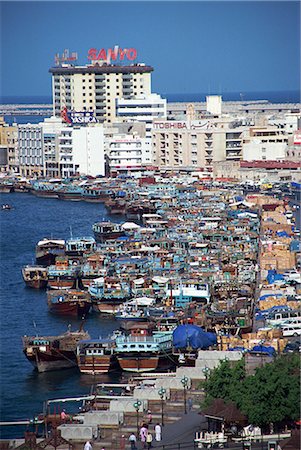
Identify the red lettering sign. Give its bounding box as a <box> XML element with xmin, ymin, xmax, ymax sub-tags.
<box><xmin>87</xmin><ymin>48</ymin><xmax>97</xmax><ymax>60</ymax></box>
<box><xmin>127</xmin><ymin>48</ymin><xmax>137</xmax><ymax>60</ymax></box>
<box><xmin>153</xmin><ymin>122</ymin><xmax>187</xmax><ymax>130</ymax></box>
<box><xmin>107</xmin><ymin>47</ymin><xmax>118</xmax><ymax>61</ymax></box>
<box><xmin>118</xmin><ymin>48</ymin><xmax>127</xmax><ymax>61</ymax></box>
<box><xmin>87</xmin><ymin>47</ymin><xmax>137</xmax><ymax>62</ymax></box>
<box><xmin>97</xmin><ymin>49</ymin><xmax>107</xmax><ymax>60</ymax></box>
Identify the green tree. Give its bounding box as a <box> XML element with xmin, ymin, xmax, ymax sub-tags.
<box><xmin>202</xmin><ymin>354</ymin><xmax>300</xmax><ymax>427</ymax></box>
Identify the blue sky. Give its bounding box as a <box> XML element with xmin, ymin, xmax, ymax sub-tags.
<box><xmin>1</xmin><ymin>1</ymin><xmax>300</xmax><ymax>98</ymax></box>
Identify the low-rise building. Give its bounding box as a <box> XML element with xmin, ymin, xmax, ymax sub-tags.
<box><xmin>213</xmin><ymin>160</ymin><xmax>301</xmax><ymax>182</ymax></box>
<box><xmin>0</xmin><ymin>117</ymin><xmax>18</xmax><ymax>173</ymax></box>
<box><xmin>18</xmin><ymin>123</ymin><xmax>44</xmax><ymax>177</ymax></box>
<box><xmin>242</xmin><ymin>126</ymin><xmax>289</xmax><ymax>161</ymax></box>
<box><xmin>107</xmin><ymin>133</ymin><xmax>148</xmax><ymax>175</ymax></box>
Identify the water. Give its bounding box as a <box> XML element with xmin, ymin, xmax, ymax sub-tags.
<box><xmin>0</xmin><ymin>193</ymin><xmax>123</xmax><ymax>438</ymax></box>
<box><xmin>2</xmin><ymin>91</ymin><xmax>300</xmax><ymax>125</ymax></box>
<box><xmin>1</xmin><ymin>91</ymin><xmax>300</xmax><ymax>104</ymax></box>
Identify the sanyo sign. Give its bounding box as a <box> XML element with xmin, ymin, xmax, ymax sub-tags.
<box><xmin>88</xmin><ymin>46</ymin><xmax>137</xmax><ymax>63</ymax></box>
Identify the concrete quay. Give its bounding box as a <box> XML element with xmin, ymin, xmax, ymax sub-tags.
<box><xmin>57</xmin><ymin>352</ymin><xmax>243</xmax><ymax>449</ymax></box>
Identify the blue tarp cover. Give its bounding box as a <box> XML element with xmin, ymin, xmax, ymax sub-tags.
<box><xmin>290</xmin><ymin>240</ymin><xmax>301</xmax><ymax>252</ymax></box>
<box><xmin>252</xmin><ymin>345</ymin><xmax>276</xmax><ymax>356</ymax></box>
<box><xmin>266</xmin><ymin>270</ymin><xmax>285</xmax><ymax>284</ymax></box>
<box><xmin>172</xmin><ymin>324</ymin><xmax>217</xmax><ymax>349</ymax></box>
<box><xmin>229</xmin><ymin>347</ymin><xmax>248</xmax><ymax>352</ymax></box>
<box><xmin>276</xmin><ymin>231</ymin><xmax>289</xmax><ymax>237</ymax></box>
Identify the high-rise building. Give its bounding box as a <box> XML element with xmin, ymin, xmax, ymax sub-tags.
<box><xmin>50</xmin><ymin>54</ymin><xmax>153</xmax><ymax>124</ymax></box>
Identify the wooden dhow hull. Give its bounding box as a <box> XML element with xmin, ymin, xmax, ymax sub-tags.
<box><xmin>77</xmin><ymin>355</ymin><xmax>119</xmax><ymax>375</ymax></box>
<box><xmin>24</xmin><ymin>348</ymin><xmax>77</xmax><ymax>372</ymax></box>
<box><xmin>116</xmin><ymin>352</ymin><xmax>177</xmax><ymax>373</ymax></box>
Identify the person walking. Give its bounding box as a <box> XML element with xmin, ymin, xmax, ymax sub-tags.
<box><xmin>120</xmin><ymin>434</ymin><xmax>126</xmax><ymax>450</ymax></box>
<box><xmin>147</xmin><ymin>410</ymin><xmax>152</xmax><ymax>424</ymax></box>
<box><xmin>146</xmin><ymin>431</ymin><xmax>153</xmax><ymax>449</ymax></box>
<box><xmin>140</xmin><ymin>425</ymin><xmax>147</xmax><ymax>448</ymax></box>
<box><xmin>129</xmin><ymin>433</ymin><xmax>137</xmax><ymax>450</ymax></box>
<box><xmin>155</xmin><ymin>423</ymin><xmax>162</xmax><ymax>441</ymax></box>
<box><xmin>84</xmin><ymin>441</ymin><xmax>92</xmax><ymax>450</ymax></box>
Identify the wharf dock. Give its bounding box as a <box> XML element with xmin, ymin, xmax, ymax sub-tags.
<box><xmin>1</xmin><ymin>178</ymin><xmax>300</xmax><ymax>448</ymax></box>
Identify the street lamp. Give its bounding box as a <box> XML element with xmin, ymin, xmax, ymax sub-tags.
<box><xmin>202</xmin><ymin>366</ymin><xmax>211</xmax><ymax>381</ymax></box>
<box><xmin>158</xmin><ymin>387</ymin><xmax>166</xmax><ymax>426</ymax></box>
<box><xmin>133</xmin><ymin>400</ymin><xmax>142</xmax><ymax>436</ymax></box>
<box><xmin>181</xmin><ymin>376</ymin><xmax>189</xmax><ymax>414</ymax></box>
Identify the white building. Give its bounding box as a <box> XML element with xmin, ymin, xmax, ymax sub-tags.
<box><xmin>116</xmin><ymin>94</ymin><xmax>166</xmax><ymax>165</ymax></box>
<box><xmin>108</xmin><ymin>133</ymin><xmax>149</xmax><ymax>174</ymax></box>
<box><xmin>42</xmin><ymin>117</ymin><xmax>65</xmax><ymax>178</ymax></box>
<box><xmin>59</xmin><ymin>125</ymin><xmax>105</xmax><ymax>178</ymax></box>
<box><xmin>18</xmin><ymin>123</ymin><xmax>44</xmax><ymax>177</ymax></box>
<box><xmin>243</xmin><ymin>141</ymin><xmax>287</xmax><ymax>161</ymax></box>
<box><xmin>206</xmin><ymin>95</ymin><xmax>222</xmax><ymax>116</ymax></box>
<box><xmin>242</xmin><ymin>126</ymin><xmax>289</xmax><ymax>161</ymax></box>
<box><xmin>268</xmin><ymin>113</ymin><xmax>300</xmax><ymax>135</ymax></box>
<box><xmin>116</xmin><ymin>94</ymin><xmax>166</xmax><ymax>139</ymax></box>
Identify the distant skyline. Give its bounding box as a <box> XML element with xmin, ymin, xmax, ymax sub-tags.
<box><xmin>1</xmin><ymin>1</ymin><xmax>300</xmax><ymax>99</ymax></box>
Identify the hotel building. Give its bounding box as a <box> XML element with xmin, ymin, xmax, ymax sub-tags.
<box><xmin>50</xmin><ymin>62</ymin><xmax>153</xmax><ymax>124</ymax></box>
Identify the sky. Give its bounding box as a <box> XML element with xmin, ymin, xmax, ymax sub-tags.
<box><xmin>0</xmin><ymin>1</ymin><xmax>300</xmax><ymax>99</ymax></box>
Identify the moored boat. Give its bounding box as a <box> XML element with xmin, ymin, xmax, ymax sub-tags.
<box><xmin>35</xmin><ymin>238</ymin><xmax>66</xmax><ymax>266</ymax></box>
<box><xmin>57</xmin><ymin>185</ymin><xmax>83</xmax><ymax>201</ymax></box>
<box><xmin>47</xmin><ymin>258</ymin><xmax>79</xmax><ymax>290</ymax></box>
<box><xmin>47</xmin><ymin>289</ymin><xmax>92</xmax><ymax>317</ymax></box>
<box><xmin>92</xmin><ymin>221</ymin><xmax>125</xmax><ymax>243</ymax></box>
<box><xmin>80</xmin><ymin>255</ymin><xmax>105</xmax><ymax>288</ymax></box>
<box><xmin>82</xmin><ymin>187</ymin><xmax>112</xmax><ymax>203</ymax></box>
<box><xmin>22</xmin><ymin>326</ymin><xmax>90</xmax><ymax>372</ymax></box>
<box><xmin>31</xmin><ymin>182</ymin><xmax>59</xmax><ymax>198</ymax></box>
<box><xmin>22</xmin><ymin>265</ymin><xmax>48</xmax><ymax>289</ymax></box>
<box><xmin>89</xmin><ymin>278</ymin><xmax>131</xmax><ymax>315</ymax></box>
<box><xmin>0</xmin><ymin>182</ymin><xmax>14</xmax><ymax>193</ymax></box>
<box><xmin>65</xmin><ymin>237</ymin><xmax>96</xmax><ymax>258</ymax></box>
<box><xmin>115</xmin><ymin>327</ymin><xmax>177</xmax><ymax>373</ymax></box>
<box><xmin>76</xmin><ymin>338</ymin><xmax>119</xmax><ymax>374</ymax></box>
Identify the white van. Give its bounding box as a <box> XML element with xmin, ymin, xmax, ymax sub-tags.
<box><xmin>281</xmin><ymin>324</ymin><xmax>301</xmax><ymax>337</ymax></box>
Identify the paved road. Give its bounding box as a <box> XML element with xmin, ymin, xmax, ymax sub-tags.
<box><xmin>133</xmin><ymin>411</ymin><xmax>206</xmax><ymax>449</ymax></box>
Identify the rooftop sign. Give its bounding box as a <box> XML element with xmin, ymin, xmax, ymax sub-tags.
<box><xmin>88</xmin><ymin>46</ymin><xmax>137</xmax><ymax>63</ymax></box>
